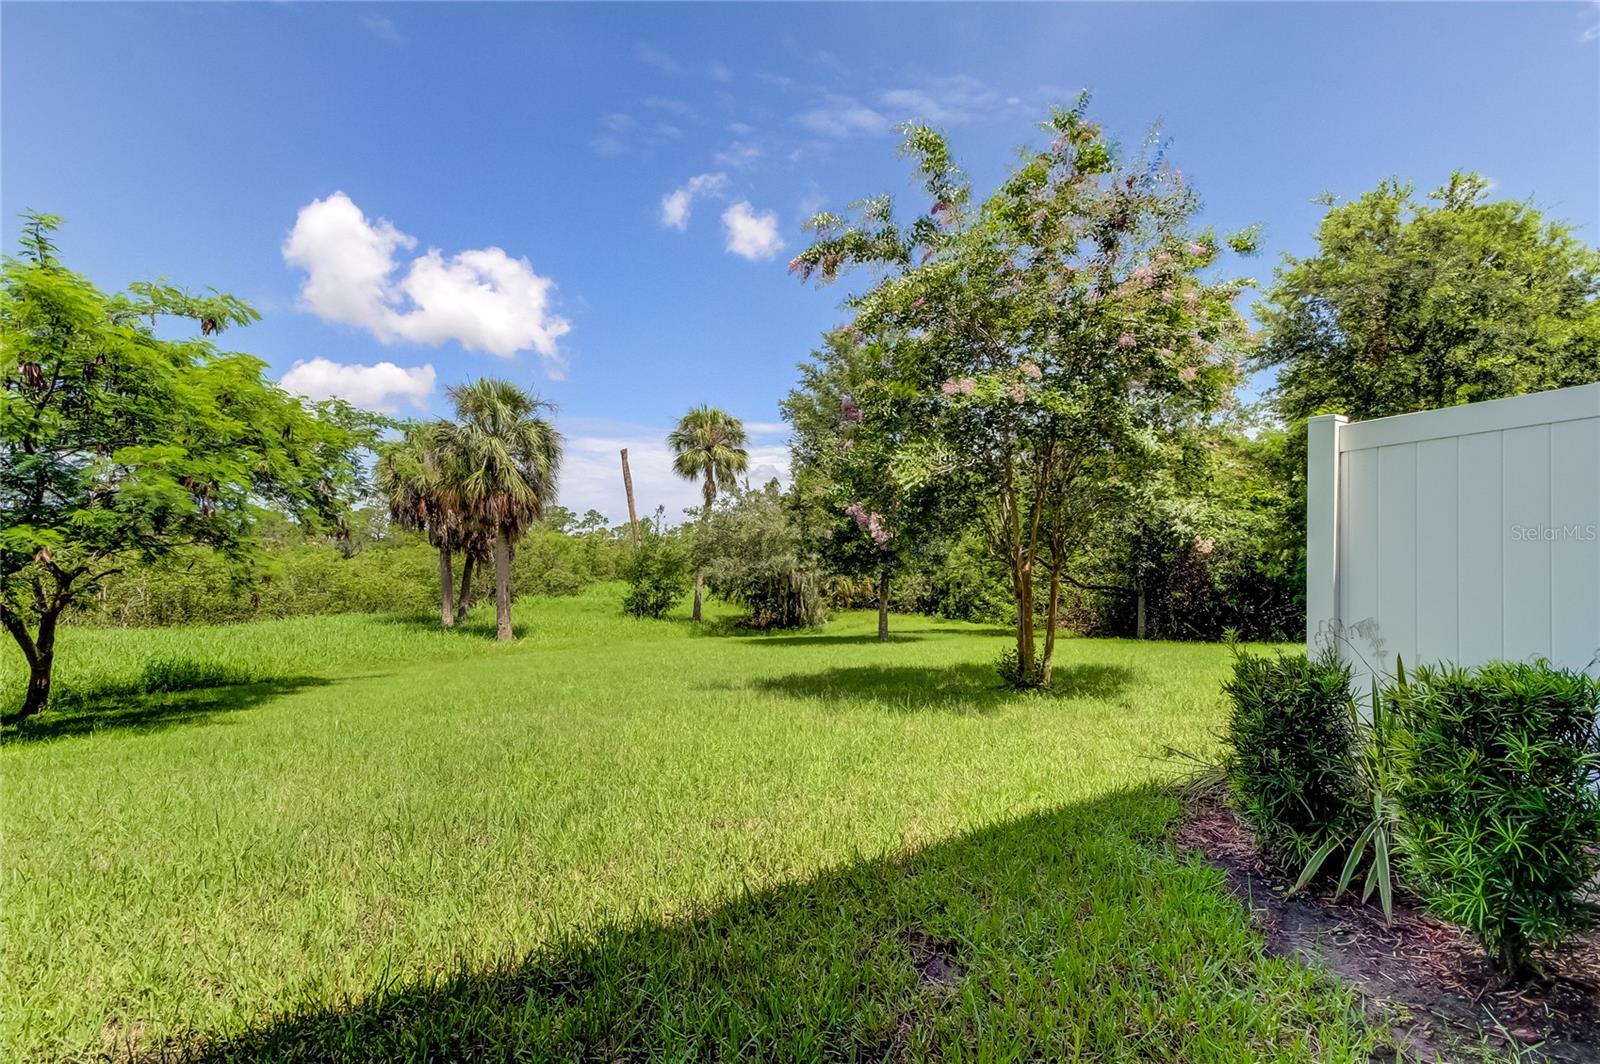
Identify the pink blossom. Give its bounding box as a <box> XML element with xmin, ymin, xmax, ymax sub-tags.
<box><xmin>1195</xmin><ymin>537</ymin><xmax>1215</xmax><ymax>556</ymax></box>
<box><xmin>1187</xmin><ymin>242</ymin><xmax>1209</xmax><ymax>258</ymax></box>
<box><xmin>1183</xmin><ymin>290</ymin><xmax>1200</xmax><ymax>313</ymax></box>
<box><xmin>940</xmin><ymin>376</ymin><xmax>976</xmax><ymax>397</ymax></box>
<box><xmin>1117</xmin><ymin>332</ymin><xmax>1136</xmax><ymax>349</ymax></box>
<box><xmin>1157</xmin><ymin>347</ymin><xmax>1174</xmax><ymax>361</ymax></box>
<box><xmin>1179</xmin><ymin>365</ymin><xmax>1199</xmax><ymax>383</ymax></box>
<box><xmin>1029</xmin><ymin>209</ymin><xmax>1048</xmax><ymax>227</ymax></box>
<box><xmin>1020</xmin><ymin>361</ymin><xmax>1042</xmax><ymax>379</ymax></box>
<box><xmin>1007</xmin><ymin>383</ymin><xmax>1026</xmax><ymax>403</ymax></box>
<box><xmin>913</xmin><ymin>296</ymin><xmax>926</xmax><ymax>309</ymax></box>
<box><xmin>1130</xmin><ymin>265</ymin><xmax>1154</xmax><ymax>284</ymax></box>
<box><xmin>840</xmin><ymin>396</ymin><xmax>863</xmax><ymax>424</ymax></box>
<box><xmin>840</xmin><ymin>437</ymin><xmax>855</xmax><ymax>450</ymax></box>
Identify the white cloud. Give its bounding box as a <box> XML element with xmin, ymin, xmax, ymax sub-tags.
<box><xmin>363</xmin><ymin>14</ymin><xmax>405</xmax><ymax>45</ymax></box>
<box><xmin>879</xmin><ymin>76</ymin><xmax>1016</xmax><ymax>125</ymax></box>
<box><xmin>714</xmin><ymin>141</ymin><xmax>763</xmax><ymax>169</ymax></box>
<box><xmin>795</xmin><ymin>94</ymin><xmax>889</xmax><ymax>138</ymax></box>
<box><xmin>721</xmin><ymin>201</ymin><xmax>784</xmax><ymax>261</ymax></box>
<box><xmin>708</xmin><ymin>61</ymin><xmax>733</xmax><ymax>82</ymax></box>
<box><xmin>659</xmin><ymin>171</ymin><xmax>729</xmax><ymax>230</ymax></box>
<box><xmin>280</xmin><ymin>358</ymin><xmax>435</xmax><ymax>414</ymax></box>
<box><xmin>556</xmin><ymin>418</ymin><xmax>789</xmax><ymax>524</ymax></box>
<box><xmin>635</xmin><ymin>42</ymin><xmax>682</xmax><ymax>75</ymax></box>
<box><xmin>283</xmin><ymin>192</ymin><xmax>571</xmax><ymax>369</ymax></box>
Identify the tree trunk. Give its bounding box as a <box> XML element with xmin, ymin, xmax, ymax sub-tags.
<box><xmin>437</xmin><ymin>547</ymin><xmax>456</xmax><ymax>629</ymax></box>
<box><xmin>877</xmin><ymin>569</ymin><xmax>891</xmax><ymax>643</ymax></box>
<box><xmin>457</xmin><ymin>554</ymin><xmax>476</xmax><ymax>614</ymax></box>
<box><xmin>620</xmin><ymin>448</ymin><xmax>640</xmax><ymax>543</ymax></box>
<box><xmin>692</xmin><ymin>570</ymin><xmax>704</xmax><ymax>623</ymax></box>
<box><xmin>2</xmin><ymin>607</ymin><xmax>59</xmax><ymax>725</ymax></box>
<box><xmin>1041</xmin><ymin>563</ymin><xmax>1062</xmax><ymax>687</ymax></box>
<box><xmin>493</xmin><ymin>533</ymin><xmax>513</xmax><ymax>641</ymax></box>
<box><xmin>1014</xmin><ymin>556</ymin><xmax>1036</xmax><ymax>684</ymax></box>
<box><xmin>1135</xmin><ymin>580</ymin><xmax>1146</xmax><ymax>640</ymax></box>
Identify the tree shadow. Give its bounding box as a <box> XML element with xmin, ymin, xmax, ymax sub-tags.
<box><xmin>136</xmin><ymin>785</ymin><xmax>1362</xmax><ymax>1062</ymax></box>
<box><xmin>1</xmin><ymin>676</ymin><xmax>334</xmax><ymax>746</ymax></box>
<box><xmin>737</xmin><ymin>632</ymin><xmax>930</xmax><ymax>647</ymax></box>
<box><xmin>373</xmin><ymin>613</ymin><xmax>532</xmax><ymax>640</ymax></box>
<box><xmin>738</xmin><ymin>661</ymin><xmax>1137</xmax><ymax>714</ymax></box>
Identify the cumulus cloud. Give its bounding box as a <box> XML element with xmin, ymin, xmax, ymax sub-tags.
<box><xmin>283</xmin><ymin>192</ymin><xmax>571</xmax><ymax>369</ymax></box>
<box><xmin>721</xmin><ymin>201</ymin><xmax>784</xmax><ymax>261</ymax></box>
<box><xmin>795</xmin><ymin>94</ymin><xmax>889</xmax><ymax>138</ymax></box>
<box><xmin>659</xmin><ymin>172</ymin><xmax>729</xmax><ymax>230</ymax></box>
<box><xmin>280</xmin><ymin>358</ymin><xmax>436</xmax><ymax>414</ymax></box>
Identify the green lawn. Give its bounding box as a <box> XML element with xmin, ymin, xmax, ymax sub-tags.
<box><xmin>2</xmin><ymin>586</ymin><xmax>1376</xmax><ymax>1061</ymax></box>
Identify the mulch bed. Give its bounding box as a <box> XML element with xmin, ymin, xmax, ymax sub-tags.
<box><xmin>1176</xmin><ymin>794</ymin><xmax>1600</xmax><ymax>1063</ymax></box>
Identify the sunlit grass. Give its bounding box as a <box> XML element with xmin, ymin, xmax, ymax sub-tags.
<box><xmin>1</xmin><ymin>586</ymin><xmax>1372</xmax><ymax>1060</ymax></box>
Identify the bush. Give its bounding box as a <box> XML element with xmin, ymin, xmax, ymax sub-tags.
<box><xmin>1223</xmin><ymin>648</ymin><xmax>1361</xmax><ymax>867</ymax></box>
<box><xmin>1392</xmin><ymin>660</ymin><xmax>1600</xmax><ymax>975</ymax></box>
<box><xmin>621</xmin><ymin>529</ymin><xmax>689</xmax><ymax>620</ymax></box>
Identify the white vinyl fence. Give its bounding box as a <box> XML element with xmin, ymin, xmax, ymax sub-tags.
<box><xmin>1307</xmin><ymin>382</ymin><xmax>1600</xmax><ymax>686</ymax></box>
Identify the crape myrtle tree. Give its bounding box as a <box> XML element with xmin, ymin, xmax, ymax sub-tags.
<box><xmin>1</xmin><ymin>214</ymin><xmax>372</xmax><ymax>722</ymax></box>
<box><xmin>434</xmin><ymin>379</ymin><xmax>561</xmax><ymax>642</ymax></box>
<box><xmin>668</xmin><ymin>405</ymin><xmax>749</xmax><ymax>622</ymax></box>
<box><xmin>792</xmin><ymin>100</ymin><xmax>1254</xmax><ymax>686</ymax></box>
<box><xmin>784</xmin><ymin>325</ymin><xmax>950</xmax><ymax>642</ymax></box>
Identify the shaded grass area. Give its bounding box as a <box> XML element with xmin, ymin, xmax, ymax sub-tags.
<box><xmin>1</xmin><ymin>586</ymin><xmax>1353</xmax><ymax>1060</ymax></box>
<box><xmin>167</xmin><ymin>790</ymin><xmax>1372</xmax><ymax>1062</ymax></box>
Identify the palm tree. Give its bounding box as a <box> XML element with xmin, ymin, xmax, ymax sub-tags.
<box><xmin>375</xmin><ymin>423</ymin><xmax>463</xmax><ymax>628</ymax></box>
<box><xmin>668</xmin><ymin>406</ymin><xmax>749</xmax><ymax>621</ymax></box>
<box><xmin>435</xmin><ymin>379</ymin><xmax>562</xmax><ymax>641</ymax></box>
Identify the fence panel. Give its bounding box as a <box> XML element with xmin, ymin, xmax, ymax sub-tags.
<box><xmin>1307</xmin><ymin>383</ymin><xmax>1600</xmax><ymax>688</ymax></box>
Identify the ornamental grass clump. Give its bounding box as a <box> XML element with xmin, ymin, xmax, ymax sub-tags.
<box><xmin>1391</xmin><ymin>660</ymin><xmax>1600</xmax><ymax>976</ymax></box>
<box><xmin>1223</xmin><ymin>648</ymin><xmax>1362</xmax><ymax>867</ymax></box>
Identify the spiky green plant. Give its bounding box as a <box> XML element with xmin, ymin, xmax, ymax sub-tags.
<box><xmin>667</xmin><ymin>405</ymin><xmax>749</xmax><ymax>621</ymax></box>
<box><xmin>435</xmin><ymin>380</ymin><xmax>562</xmax><ymax>641</ymax></box>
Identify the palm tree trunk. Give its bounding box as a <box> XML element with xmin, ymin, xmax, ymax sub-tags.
<box><xmin>457</xmin><ymin>554</ymin><xmax>475</xmax><ymax>614</ymax></box>
<box><xmin>1135</xmin><ymin>579</ymin><xmax>1147</xmax><ymax>640</ymax></box>
<box><xmin>877</xmin><ymin>568</ymin><xmax>890</xmax><ymax>643</ymax></box>
<box><xmin>438</xmin><ymin>547</ymin><xmax>456</xmax><ymax>629</ymax></box>
<box><xmin>493</xmin><ymin>533</ymin><xmax>513</xmax><ymax>641</ymax></box>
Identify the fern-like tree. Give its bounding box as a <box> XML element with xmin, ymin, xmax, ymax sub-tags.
<box><xmin>435</xmin><ymin>379</ymin><xmax>561</xmax><ymax>641</ymax></box>
<box><xmin>668</xmin><ymin>406</ymin><xmax>749</xmax><ymax>621</ymax></box>
<box><xmin>1</xmin><ymin>214</ymin><xmax>372</xmax><ymax>722</ymax></box>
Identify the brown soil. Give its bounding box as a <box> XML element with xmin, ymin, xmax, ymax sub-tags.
<box><xmin>1176</xmin><ymin>795</ymin><xmax>1600</xmax><ymax>1063</ymax></box>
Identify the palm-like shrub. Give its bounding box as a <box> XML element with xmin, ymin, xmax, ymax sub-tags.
<box><xmin>435</xmin><ymin>380</ymin><xmax>562</xmax><ymax>641</ymax></box>
<box><xmin>1223</xmin><ymin>648</ymin><xmax>1362</xmax><ymax>867</ymax></box>
<box><xmin>668</xmin><ymin>406</ymin><xmax>748</xmax><ymax>622</ymax></box>
<box><xmin>375</xmin><ymin>424</ymin><xmax>467</xmax><ymax>628</ymax></box>
<box><xmin>1392</xmin><ymin>661</ymin><xmax>1600</xmax><ymax>976</ymax></box>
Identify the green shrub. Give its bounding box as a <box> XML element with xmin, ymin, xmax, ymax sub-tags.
<box><xmin>1392</xmin><ymin>660</ymin><xmax>1600</xmax><ymax>975</ymax></box>
<box><xmin>621</xmin><ymin>526</ymin><xmax>690</xmax><ymax>620</ymax></box>
<box><xmin>1223</xmin><ymin>648</ymin><xmax>1361</xmax><ymax>867</ymax></box>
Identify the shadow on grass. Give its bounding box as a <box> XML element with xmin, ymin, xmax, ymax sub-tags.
<box><xmin>2</xmin><ymin>677</ymin><xmax>334</xmax><ymax>745</ymax></box>
<box><xmin>742</xmin><ymin>662</ymin><xmax>1139</xmax><ymax>713</ymax></box>
<box><xmin>736</xmin><ymin>632</ymin><xmax>930</xmax><ymax>647</ymax></box>
<box><xmin>374</xmin><ymin>612</ymin><xmax>532</xmax><ymax>640</ymax></box>
<box><xmin>137</xmin><ymin>785</ymin><xmax>1371</xmax><ymax>1062</ymax></box>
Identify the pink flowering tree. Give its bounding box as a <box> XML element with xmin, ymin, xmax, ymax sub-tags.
<box><xmin>792</xmin><ymin>98</ymin><xmax>1255</xmax><ymax>686</ymax></box>
<box><xmin>784</xmin><ymin>326</ymin><xmax>953</xmax><ymax>642</ymax></box>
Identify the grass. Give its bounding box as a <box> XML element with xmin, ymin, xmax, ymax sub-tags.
<box><xmin>1</xmin><ymin>585</ymin><xmax>1378</xmax><ymax>1061</ymax></box>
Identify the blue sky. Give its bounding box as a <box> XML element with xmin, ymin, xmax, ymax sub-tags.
<box><xmin>4</xmin><ymin>2</ymin><xmax>1597</xmax><ymax>521</ymax></box>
